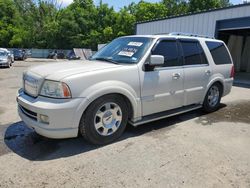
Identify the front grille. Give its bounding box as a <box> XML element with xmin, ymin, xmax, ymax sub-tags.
<box><xmin>19</xmin><ymin>105</ymin><xmax>37</xmax><ymax>121</ymax></box>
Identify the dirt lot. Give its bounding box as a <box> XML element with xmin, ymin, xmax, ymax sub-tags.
<box><xmin>0</xmin><ymin>60</ymin><xmax>250</xmax><ymax>188</ymax></box>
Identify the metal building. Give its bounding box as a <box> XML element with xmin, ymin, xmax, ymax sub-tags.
<box><xmin>136</xmin><ymin>3</ymin><xmax>250</xmax><ymax>84</ymax></box>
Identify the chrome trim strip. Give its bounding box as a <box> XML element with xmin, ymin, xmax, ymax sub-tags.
<box><xmin>154</xmin><ymin>64</ymin><xmax>209</xmax><ymax>71</ymax></box>
<box><xmin>182</xmin><ymin>64</ymin><xmax>209</xmax><ymax>68</ymax></box>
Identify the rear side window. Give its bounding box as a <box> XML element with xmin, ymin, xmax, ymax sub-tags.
<box><xmin>152</xmin><ymin>40</ymin><xmax>181</xmax><ymax>67</ymax></box>
<box><xmin>206</xmin><ymin>41</ymin><xmax>232</xmax><ymax>65</ymax></box>
<box><xmin>180</xmin><ymin>41</ymin><xmax>208</xmax><ymax>65</ymax></box>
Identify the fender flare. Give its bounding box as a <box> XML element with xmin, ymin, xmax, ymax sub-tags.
<box><xmin>74</xmin><ymin>81</ymin><xmax>141</xmax><ymax>127</ymax></box>
<box><xmin>203</xmin><ymin>77</ymin><xmax>224</xmax><ymax>102</ymax></box>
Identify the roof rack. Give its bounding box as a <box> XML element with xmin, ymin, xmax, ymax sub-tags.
<box><xmin>168</xmin><ymin>32</ymin><xmax>214</xmax><ymax>39</ymax></box>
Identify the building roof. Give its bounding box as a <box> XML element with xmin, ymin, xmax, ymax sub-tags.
<box><xmin>136</xmin><ymin>3</ymin><xmax>250</xmax><ymax>25</ymax></box>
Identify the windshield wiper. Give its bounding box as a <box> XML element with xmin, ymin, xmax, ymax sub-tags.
<box><xmin>93</xmin><ymin>57</ymin><xmax>119</xmax><ymax>64</ymax></box>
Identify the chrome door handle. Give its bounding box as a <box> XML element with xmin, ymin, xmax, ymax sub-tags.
<box><xmin>205</xmin><ymin>70</ymin><xmax>211</xmax><ymax>75</ymax></box>
<box><xmin>172</xmin><ymin>73</ymin><xmax>181</xmax><ymax>80</ymax></box>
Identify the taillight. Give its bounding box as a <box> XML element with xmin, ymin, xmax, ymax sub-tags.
<box><xmin>230</xmin><ymin>65</ymin><xmax>235</xmax><ymax>78</ymax></box>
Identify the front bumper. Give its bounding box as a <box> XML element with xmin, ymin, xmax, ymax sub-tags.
<box><xmin>0</xmin><ymin>62</ymin><xmax>8</xmax><ymax>67</ymax></box>
<box><xmin>14</xmin><ymin>57</ymin><xmax>22</xmax><ymax>60</ymax></box>
<box><xmin>17</xmin><ymin>90</ymin><xmax>87</xmax><ymax>139</ymax></box>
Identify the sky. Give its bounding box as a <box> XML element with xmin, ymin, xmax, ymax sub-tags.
<box><xmin>59</xmin><ymin>0</ymin><xmax>243</xmax><ymax>11</ymax></box>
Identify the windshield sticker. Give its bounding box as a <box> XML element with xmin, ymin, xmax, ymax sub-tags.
<box><xmin>128</xmin><ymin>42</ymin><xmax>143</xmax><ymax>47</ymax></box>
<box><xmin>118</xmin><ymin>47</ymin><xmax>138</xmax><ymax>57</ymax></box>
<box><xmin>118</xmin><ymin>51</ymin><xmax>135</xmax><ymax>57</ymax></box>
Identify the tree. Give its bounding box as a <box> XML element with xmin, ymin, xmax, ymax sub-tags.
<box><xmin>115</xmin><ymin>8</ymin><xmax>136</xmax><ymax>36</ymax></box>
<box><xmin>162</xmin><ymin>0</ymin><xmax>189</xmax><ymax>16</ymax></box>
<box><xmin>188</xmin><ymin>0</ymin><xmax>230</xmax><ymax>12</ymax></box>
<box><xmin>126</xmin><ymin>1</ymin><xmax>168</xmax><ymax>22</ymax></box>
<box><xmin>0</xmin><ymin>0</ymin><xmax>232</xmax><ymax>50</ymax></box>
<box><xmin>0</xmin><ymin>0</ymin><xmax>27</xmax><ymax>47</ymax></box>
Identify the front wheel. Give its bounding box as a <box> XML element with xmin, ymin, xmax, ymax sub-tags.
<box><xmin>79</xmin><ymin>94</ymin><xmax>129</xmax><ymax>145</ymax></box>
<box><xmin>203</xmin><ymin>83</ymin><xmax>222</xmax><ymax>112</ymax></box>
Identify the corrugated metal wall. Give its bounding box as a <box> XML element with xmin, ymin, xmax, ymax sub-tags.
<box><xmin>136</xmin><ymin>4</ymin><xmax>250</xmax><ymax>37</ymax></box>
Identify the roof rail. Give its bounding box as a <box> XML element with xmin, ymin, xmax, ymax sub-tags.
<box><xmin>169</xmin><ymin>32</ymin><xmax>215</xmax><ymax>39</ymax></box>
<box><xmin>153</xmin><ymin>33</ymin><xmax>169</xmax><ymax>35</ymax></box>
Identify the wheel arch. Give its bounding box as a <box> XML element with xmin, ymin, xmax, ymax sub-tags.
<box><xmin>76</xmin><ymin>81</ymin><xmax>141</xmax><ymax>127</ymax></box>
<box><xmin>203</xmin><ymin>78</ymin><xmax>224</xmax><ymax>102</ymax></box>
<box><xmin>86</xmin><ymin>93</ymin><xmax>134</xmax><ymax>119</ymax></box>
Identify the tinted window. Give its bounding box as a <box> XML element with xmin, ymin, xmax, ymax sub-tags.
<box><xmin>181</xmin><ymin>41</ymin><xmax>207</xmax><ymax>65</ymax></box>
<box><xmin>152</xmin><ymin>40</ymin><xmax>180</xmax><ymax>67</ymax></box>
<box><xmin>206</xmin><ymin>41</ymin><xmax>232</xmax><ymax>65</ymax></box>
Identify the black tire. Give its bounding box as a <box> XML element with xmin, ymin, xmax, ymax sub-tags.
<box><xmin>79</xmin><ymin>94</ymin><xmax>129</xmax><ymax>145</ymax></box>
<box><xmin>202</xmin><ymin>83</ymin><xmax>222</xmax><ymax>113</ymax></box>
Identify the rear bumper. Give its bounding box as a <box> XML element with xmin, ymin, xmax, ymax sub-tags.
<box><xmin>17</xmin><ymin>90</ymin><xmax>87</xmax><ymax>139</ymax></box>
<box><xmin>223</xmin><ymin>78</ymin><xmax>233</xmax><ymax>97</ymax></box>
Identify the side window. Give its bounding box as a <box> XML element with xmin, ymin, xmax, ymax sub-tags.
<box><xmin>152</xmin><ymin>40</ymin><xmax>181</xmax><ymax>67</ymax></box>
<box><xmin>181</xmin><ymin>41</ymin><xmax>206</xmax><ymax>65</ymax></box>
<box><xmin>206</xmin><ymin>41</ymin><xmax>232</xmax><ymax>65</ymax></box>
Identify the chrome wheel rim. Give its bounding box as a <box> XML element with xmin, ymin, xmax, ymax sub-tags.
<box><xmin>94</xmin><ymin>102</ymin><xmax>122</xmax><ymax>136</ymax></box>
<box><xmin>208</xmin><ymin>85</ymin><xmax>220</xmax><ymax>107</ymax></box>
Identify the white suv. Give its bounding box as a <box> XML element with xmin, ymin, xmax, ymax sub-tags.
<box><xmin>17</xmin><ymin>33</ymin><xmax>234</xmax><ymax>144</ymax></box>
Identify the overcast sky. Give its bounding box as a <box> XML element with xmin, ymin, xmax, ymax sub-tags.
<box><xmin>59</xmin><ymin>0</ymin><xmax>243</xmax><ymax>11</ymax></box>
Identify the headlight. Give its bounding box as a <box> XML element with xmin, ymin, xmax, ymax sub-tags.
<box><xmin>40</xmin><ymin>80</ymin><xmax>71</xmax><ymax>98</ymax></box>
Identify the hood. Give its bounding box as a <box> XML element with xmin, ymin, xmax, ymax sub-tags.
<box><xmin>27</xmin><ymin>60</ymin><xmax>122</xmax><ymax>80</ymax></box>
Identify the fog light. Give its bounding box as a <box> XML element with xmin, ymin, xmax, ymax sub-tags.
<box><xmin>39</xmin><ymin>114</ymin><xmax>49</xmax><ymax>124</ymax></box>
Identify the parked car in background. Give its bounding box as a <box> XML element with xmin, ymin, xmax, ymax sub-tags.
<box><xmin>14</xmin><ymin>49</ymin><xmax>27</xmax><ymax>60</ymax></box>
<box><xmin>8</xmin><ymin>51</ymin><xmax>14</xmax><ymax>64</ymax></box>
<box><xmin>0</xmin><ymin>48</ymin><xmax>12</xmax><ymax>68</ymax></box>
<box><xmin>17</xmin><ymin>33</ymin><xmax>234</xmax><ymax>145</ymax></box>
<box><xmin>48</xmin><ymin>51</ymin><xmax>65</xmax><ymax>59</ymax></box>
<box><xmin>67</xmin><ymin>51</ymin><xmax>80</xmax><ymax>60</ymax></box>
<box><xmin>25</xmin><ymin>50</ymin><xmax>32</xmax><ymax>58</ymax></box>
<box><xmin>10</xmin><ymin>53</ymin><xmax>14</xmax><ymax>63</ymax></box>
<box><xmin>0</xmin><ymin>48</ymin><xmax>14</xmax><ymax>64</ymax></box>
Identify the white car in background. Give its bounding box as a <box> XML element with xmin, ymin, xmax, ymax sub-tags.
<box><xmin>0</xmin><ymin>48</ymin><xmax>13</xmax><ymax>68</ymax></box>
<box><xmin>17</xmin><ymin>33</ymin><xmax>234</xmax><ymax>145</ymax></box>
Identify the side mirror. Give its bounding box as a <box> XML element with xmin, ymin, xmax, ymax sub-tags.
<box><xmin>149</xmin><ymin>55</ymin><xmax>164</xmax><ymax>67</ymax></box>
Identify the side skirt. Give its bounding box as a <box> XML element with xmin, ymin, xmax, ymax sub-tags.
<box><xmin>129</xmin><ymin>104</ymin><xmax>202</xmax><ymax>126</ymax></box>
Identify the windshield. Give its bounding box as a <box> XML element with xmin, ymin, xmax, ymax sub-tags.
<box><xmin>90</xmin><ymin>37</ymin><xmax>153</xmax><ymax>64</ymax></box>
<box><xmin>0</xmin><ymin>51</ymin><xmax>7</xmax><ymax>57</ymax></box>
<box><xmin>14</xmin><ymin>50</ymin><xmax>22</xmax><ymax>55</ymax></box>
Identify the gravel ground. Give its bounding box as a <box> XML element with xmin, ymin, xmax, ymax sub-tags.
<box><xmin>0</xmin><ymin>60</ymin><xmax>250</xmax><ymax>188</ymax></box>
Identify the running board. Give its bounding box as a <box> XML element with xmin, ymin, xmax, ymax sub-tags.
<box><xmin>130</xmin><ymin>104</ymin><xmax>202</xmax><ymax>126</ymax></box>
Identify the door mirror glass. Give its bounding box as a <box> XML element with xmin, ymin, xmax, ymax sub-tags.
<box><xmin>149</xmin><ymin>55</ymin><xmax>164</xmax><ymax>66</ymax></box>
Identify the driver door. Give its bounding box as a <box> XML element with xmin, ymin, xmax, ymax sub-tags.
<box><xmin>140</xmin><ymin>39</ymin><xmax>184</xmax><ymax>116</ymax></box>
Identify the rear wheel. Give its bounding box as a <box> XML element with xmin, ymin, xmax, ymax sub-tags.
<box><xmin>203</xmin><ymin>83</ymin><xmax>222</xmax><ymax>112</ymax></box>
<box><xmin>79</xmin><ymin>94</ymin><xmax>128</xmax><ymax>145</ymax></box>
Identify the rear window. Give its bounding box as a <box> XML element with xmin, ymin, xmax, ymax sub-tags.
<box><xmin>206</xmin><ymin>41</ymin><xmax>232</xmax><ymax>65</ymax></box>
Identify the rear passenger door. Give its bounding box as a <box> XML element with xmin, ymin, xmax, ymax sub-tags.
<box><xmin>180</xmin><ymin>39</ymin><xmax>211</xmax><ymax>106</ymax></box>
